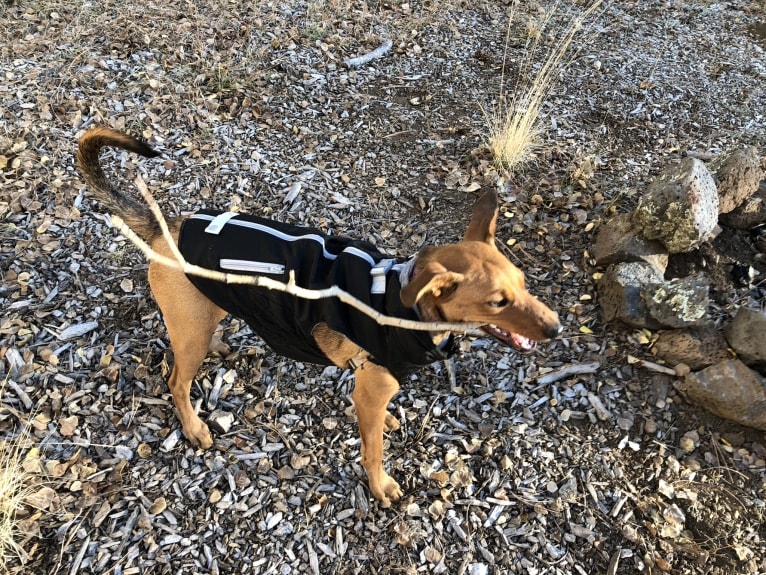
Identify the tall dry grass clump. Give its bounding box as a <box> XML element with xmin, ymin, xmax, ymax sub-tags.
<box><xmin>0</xmin><ymin>395</ymin><xmax>32</xmax><ymax>571</ymax></box>
<box><xmin>484</xmin><ymin>0</ymin><xmax>604</xmax><ymax>172</ymax></box>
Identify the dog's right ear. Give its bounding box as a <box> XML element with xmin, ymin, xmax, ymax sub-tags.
<box><xmin>400</xmin><ymin>262</ymin><xmax>464</xmax><ymax>308</ymax></box>
<box><xmin>463</xmin><ymin>190</ymin><xmax>499</xmax><ymax>245</ymax></box>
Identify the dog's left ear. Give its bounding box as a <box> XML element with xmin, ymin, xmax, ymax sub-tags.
<box><xmin>463</xmin><ymin>190</ymin><xmax>498</xmax><ymax>245</ymax></box>
<box><xmin>400</xmin><ymin>262</ymin><xmax>464</xmax><ymax>308</ymax></box>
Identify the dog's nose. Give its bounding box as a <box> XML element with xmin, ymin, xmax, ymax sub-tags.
<box><xmin>545</xmin><ymin>322</ymin><xmax>563</xmax><ymax>339</ymax></box>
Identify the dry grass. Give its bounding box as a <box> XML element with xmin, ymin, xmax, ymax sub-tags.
<box><xmin>484</xmin><ymin>0</ymin><xmax>604</xmax><ymax>173</ymax></box>
<box><xmin>0</xmin><ymin>396</ymin><xmax>32</xmax><ymax>571</ymax></box>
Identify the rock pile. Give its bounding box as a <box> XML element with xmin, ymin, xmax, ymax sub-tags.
<box><xmin>594</xmin><ymin>148</ymin><xmax>766</xmax><ymax>430</ymax></box>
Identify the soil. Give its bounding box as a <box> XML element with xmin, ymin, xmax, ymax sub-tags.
<box><xmin>1</xmin><ymin>1</ymin><xmax>765</xmax><ymax>574</ymax></box>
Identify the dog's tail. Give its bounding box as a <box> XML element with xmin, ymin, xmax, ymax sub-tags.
<box><xmin>77</xmin><ymin>126</ymin><xmax>162</xmax><ymax>239</ymax></box>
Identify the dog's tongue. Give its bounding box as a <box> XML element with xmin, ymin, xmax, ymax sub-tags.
<box><xmin>482</xmin><ymin>324</ymin><xmax>537</xmax><ymax>351</ymax></box>
<box><xmin>509</xmin><ymin>332</ymin><xmax>536</xmax><ymax>351</ymax></box>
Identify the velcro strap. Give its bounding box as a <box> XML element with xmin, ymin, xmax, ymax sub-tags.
<box><xmin>370</xmin><ymin>258</ymin><xmax>395</xmax><ymax>294</ymax></box>
<box><xmin>204</xmin><ymin>212</ymin><xmax>238</xmax><ymax>235</ymax></box>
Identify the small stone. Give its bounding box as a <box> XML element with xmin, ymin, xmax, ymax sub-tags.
<box><xmin>547</xmin><ymin>481</ymin><xmax>558</xmax><ymax>493</ymax></box>
<box><xmin>207</xmin><ymin>410</ymin><xmax>235</xmax><ymax>434</ymax></box>
<box><xmin>683</xmin><ymin>456</ymin><xmax>702</xmax><ymax>472</ymax></box>
<box><xmin>115</xmin><ymin>446</ymin><xmax>134</xmax><ymax>460</ymax></box>
<box><xmin>679</xmin><ymin>436</ymin><xmax>696</xmax><ymax>452</ymax></box>
<box><xmin>616</xmin><ymin>416</ymin><xmax>634</xmax><ymax>430</ymax></box>
<box><xmin>674</xmin><ymin>363</ymin><xmax>691</xmax><ymax>377</ymax></box>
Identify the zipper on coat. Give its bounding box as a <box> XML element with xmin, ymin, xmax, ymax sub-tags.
<box><xmin>219</xmin><ymin>259</ymin><xmax>286</xmax><ymax>274</ymax></box>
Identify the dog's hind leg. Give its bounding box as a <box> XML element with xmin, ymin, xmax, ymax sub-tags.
<box><xmin>149</xmin><ymin>257</ymin><xmax>227</xmax><ymax>449</ymax></box>
<box><xmin>352</xmin><ymin>362</ymin><xmax>403</xmax><ymax>507</ymax></box>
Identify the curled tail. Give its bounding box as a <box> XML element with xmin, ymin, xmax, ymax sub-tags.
<box><xmin>76</xmin><ymin>126</ymin><xmax>162</xmax><ymax>240</ymax></box>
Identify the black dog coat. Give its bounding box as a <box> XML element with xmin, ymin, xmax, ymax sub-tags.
<box><xmin>178</xmin><ymin>211</ymin><xmax>455</xmax><ymax>380</ymax></box>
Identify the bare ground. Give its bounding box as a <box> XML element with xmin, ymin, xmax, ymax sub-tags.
<box><xmin>1</xmin><ymin>1</ymin><xmax>765</xmax><ymax>574</ymax></box>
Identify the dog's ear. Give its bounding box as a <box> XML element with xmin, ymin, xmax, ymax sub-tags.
<box><xmin>400</xmin><ymin>262</ymin><xmax>464</xmax><ymax>308</ymax></box>
<box><xmin>463</xmin><ymin>190</ymin><xmax>498</xmax><ymax>245</ymax></box>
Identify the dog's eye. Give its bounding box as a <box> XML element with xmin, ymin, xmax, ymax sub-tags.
<box><xmin>488</xmin><ymin>298</ymin><xmax>509</xmax><ymax>309</ymax></box>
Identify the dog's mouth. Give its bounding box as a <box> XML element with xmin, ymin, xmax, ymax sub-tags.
<box><xmin>482</xmin><ymin>324</ymin><xmax>537</xmax><ymax>352</ymax></box>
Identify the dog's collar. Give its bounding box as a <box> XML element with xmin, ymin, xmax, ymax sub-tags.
<box><xmin>396</xmin><ymin>255</ymin><xmax>417</xmax><ymax>288</ymax></box>
<box><xmin>394</xmin><ymin>253</ymin><xmax>454</xmax><ymax>350</ymax></box>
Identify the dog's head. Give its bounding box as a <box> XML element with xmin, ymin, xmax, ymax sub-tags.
<box><xmin>401</xmin><ymin>190</ymin><xmax>562</xmax><ymax>351</ymax></box>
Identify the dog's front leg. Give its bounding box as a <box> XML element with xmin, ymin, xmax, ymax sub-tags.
<box><xmin>352</xmin><ymin>362</ymin><xmax>403</xmax><ymax>507</ymax></box>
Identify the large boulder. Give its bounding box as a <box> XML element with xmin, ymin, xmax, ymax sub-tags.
<box><xmin>719</xmin><ymin>180</ymin><xmax>766</xmax><ymax>230</ymax></box>
<box><xmin>725</xmin><ymin>307</ymin><xmax>766</xmax><ymax>367</ymax></box>
<box><xmin>684</xmin><ymin>359</ymin><xmax>766</xmax><ymax>430</ymax></box>
<box><xmin>598</xmin><ymin>262</ymin><xmax>709</xmax><ymax>329</ymax></box>
<box><xmin>644</xmin><ymin>275</ymin><xmax>709</xmax><ymax>328</ymax></box>
<box><xmin>652</xmin><ymin>327</ymin><xmax>730</xmax><ymax>371</ymax></box>
<box><xmin>591</xmin><ymin>213</ymin><xmax>668</xmax><ymax>273</ymax></box>
<box><xmin>599</xmin><ymin>262</ymin><xmax>664</xmax><ymax>329</ymax></box>
<box><xmin>633</xmin><ymin>157</ymin><xmax>719</xmax><ymax>253</ymax></box>
<box><xmin>714</xmin><ymin>147</ymin><xmax>764</xmax><ymax>214</ymax></box>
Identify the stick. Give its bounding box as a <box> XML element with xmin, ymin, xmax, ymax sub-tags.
<box><xmin>344</xmin><ymin>39</ymin><xmax>393</xmax><ymax>68</ymax></box>
<box><xmin>626</xmin><ymin>355</ymin><xmax>677</xmax><ymax>376</ymax></box>
<box><xmin>113</xmin><ymin>178</ymin><xmax>484</xmax><ymax>334</ymax></box>
<box><xmin>536</xmin><ymin>361</ymin><xmax>600</xmax><ymax>385</ymax></box>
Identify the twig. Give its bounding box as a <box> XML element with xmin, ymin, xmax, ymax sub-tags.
<box><xmin>685</xmin><ymin>150</ymin><xmax>717</xmax><ymax>161</ymax></box>
<box><xmin>68</xmin><ymin>534</ymin><xmax>90</xmax><ymax>575</ymax></box>
<box><xmin>344</xmin><ymin>39</ymin><xmax>393</xmax><ymax>68</ymax></box>
<box><xmin>606</xmin><ymin>549</ymin><xmax>621</xmax><ymax>575</ymax></box>
<box><xmin>626</xmin><ymin>355</ymin><xmax>677</xmax><ymax>376</ymax></box>
<box><xmin>114</xmin><ymin>177</ymin><xmax>484</xmax><ymax>334</ymax></box>
<box><xmin>536</xmin><ymin>361</ymin><xmax>600</xmax><ymax>385</ymax></box>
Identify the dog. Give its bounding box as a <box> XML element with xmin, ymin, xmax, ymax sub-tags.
<box><xmin>76</xmin><ymin>126</ymin><xmax>562</xmax><ymax>507</ymax></box>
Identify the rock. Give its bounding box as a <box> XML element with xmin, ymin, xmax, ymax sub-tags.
<box><xmin>714</xmin><ymin>147</ymin><xmax>764</xmax><ymax>214</ymax></box>
<box><xmin>725</xmin><ymin>307</ymin><xmax>766</xmax><ymax>367</ymax></box>
<box><xmin>719</xmin><ymin>180</ymin><xmax>766</xmax><ymax>229</ymax></box>
<box><xmin>644</xmin><ymin>275</ymin><xmax>709</xmax><ymax>328</ymax></box>
<box><xmin>598</xmin><ymin>262</ymin><xmax>664</xmax><ymax>329</ymax></box>
<box><xmin>684</xmin><ymin>359</ymin><xmax>766</xmax><ymax>430</ymax></box>
<box><xmin>600</xmin><ymin>262</ymin><xmax>710</xmax><ymax>329</ymax></box>
<box><xmin>591</xmin><ymin>213</ymin><xmax>669</xmax><ymax>273</ymax></box>
<box><xmin>633</xmin><ymin>157</ymin><xmax>719</xmax><ymax>253</ymax></box>
<box><xmin>207</xmin><ymin>410</ymin><xmax>236</xmax><ymax>434</ymax></box>
<box><xmin>652</xmin><ymin>327</ymin><xmax>730</xmax><ymax>370</ymax></box>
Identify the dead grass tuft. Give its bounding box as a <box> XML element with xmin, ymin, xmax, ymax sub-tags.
<box><xmin>484</xmin><ymin>0</ymin><xmax>604</xmax><ymax>173</ymax></box>
<box><xmin>0</xmin><ymin>397</ymin><xmax>32</xmax><ymax>570</ymax></box>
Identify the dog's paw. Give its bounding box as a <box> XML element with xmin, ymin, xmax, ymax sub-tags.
<box><xmin>383</xmin><ymin>411</ymin><xmax>401</xmax><ymax>432</ymax></box>
<box><xmin>373</xmin><ymin>472</ymin><xmax>403</xmax><ymax>508</ymax></box>
<box><xmin>183</xmin><ymin>418</ymin><xmax>214</xmax><ymax>450</ymax></box>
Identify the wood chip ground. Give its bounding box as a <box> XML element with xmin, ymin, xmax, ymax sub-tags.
<box><xmin>1</xmin><ymin>1</ymin><xmax>765</xmax><ymax>573</ymax></box>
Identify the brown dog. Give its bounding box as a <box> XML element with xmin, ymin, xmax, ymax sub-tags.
<box><xmin>77</xmin><ymin>126</ymin><xmax>562</xmax><ymax>507</ymax></box>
